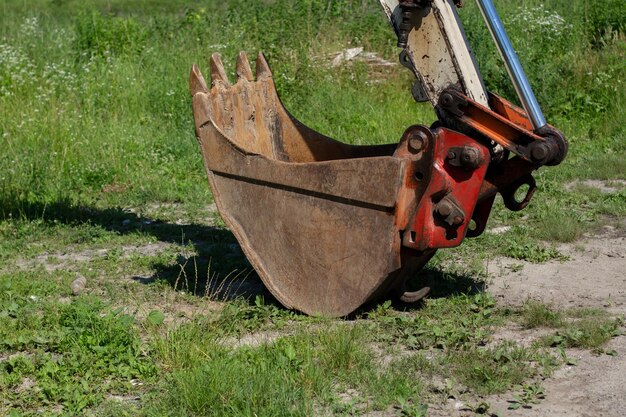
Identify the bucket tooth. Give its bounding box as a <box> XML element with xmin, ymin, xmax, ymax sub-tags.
<box><xmin>191</xmin><ymin>92</ymin><xmax>212</xmax><ymax>132</ymax></box>
<box><xmin>190</xmin><ymin>64</ymin><xmax>209</xmax><ymax>95</ymax></box>
<box><xmin>255</xmin><ymin>53</ymin><xmax>272</xmax><ymax>79</ymax></box>
<box><xmin>236</xmin><ymin>52</ymin><xmax>254</xmax><ymax>82</ymax></box>
<box><xmin>210</xmin><ymin>53</ymin><xmax>230</xmax><ymax>86</ymax></box>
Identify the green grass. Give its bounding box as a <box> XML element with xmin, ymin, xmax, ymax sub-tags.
<box><xmin>371</xmin><ymin>293</ymin><xmax>501</xmax><ymax>350</ymax></box>
<box><xmin>447</xmin><ymin>342</ymin><xmax>537</xmax><ymax>395</ymax></box>
<box><xmin>0</xmin><ymin>274</ymin><xmax>621</xmax><ymax>415</ymax></box>
<box><xmin>539</xmin><ymin>314</ymin><xmax>624</xmax><ymax>350</ymax></box>
<box><xmin>520</xmin><ymin>301</ymin><xmax>565</xmax><ymax>329</ymax></box>
<box><xmin>0</xmin><ymin>288</ymin><xmax>157</xmax><ymax>413</ymax></box>
<box><xmin>1</xmin><ymin>0</ymin><xmax>625</xmax><ymax>415</ymax></box>
<box><xmin>516</xmin><ymin>302</ymin><xmax>623</xmax><ymax>350</ymax></box>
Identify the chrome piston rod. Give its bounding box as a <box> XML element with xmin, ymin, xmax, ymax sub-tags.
<box><xmin>475</xmin><ymin>0</ymin><xmax>547</xmax><ymax>130</ymax></box>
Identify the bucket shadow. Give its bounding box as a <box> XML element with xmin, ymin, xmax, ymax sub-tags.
<box><xmin>354</xmin><ymin>265</ymin><xmax>485</xmax><ymax>317</ymax></box>
<box><xmin>132</xmin><ymin>251</ymin><xmax>271</xmax><ymax>303</ymax></box>
<box><xmin>406</xmin><ymin>266</ymin><xmax>485</xmax><ymax>298</ymax></box>
<box><xmin>5</xmin><ymin>199</ymin><xmax>484</xmax><ymax>313</ymax></box>
<box><xmin>4</xmin><ymin>199</ymin><xmax>270</xmax><ymax>303</ymax></box>
<box><xmin>389</xmin><ymin>265</ymin><xmax>486</xmax><ymax>312</ymax></box>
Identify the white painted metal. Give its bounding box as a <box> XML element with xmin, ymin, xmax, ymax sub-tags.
<box><xmin>379</xmin><ymin>0</ymin><xmax>489</xmax><ymax>107</ymax></box>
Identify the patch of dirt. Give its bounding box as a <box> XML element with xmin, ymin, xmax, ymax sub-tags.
<box><xmin>313</xmin><ymin>47</ymin><xmax>398</xmax><ymax>83</ymax></box>
<box><xmin>488</xmin><ymin>322</ymin><xmax>554</xmax><ymax>349</ymax></box>
<box><xmin>489</xmin><ymin>335</ymin><xmax>626</xmax><ymax>417</ymax></box>
<box><xmin>220</xmin><ymin>330</ymin><xmax>285</xmax><ymax>349</ymax></box>
<box><xmin>481</xmin><ymin>229</ymin><xmax>626</xmax><ymax>417</ymax></box>
<box><xmin>15</xmin><ymin>377</ymin><xmax>35</xmax><ymax>393</ymax></box>
<box><xmin>566</xmin><ymin>179</ymin><xmax>626</xmax><ymax>194</ymax></box>
<box><xmin>122</xmin><ymin>202</ymin><xmax>217</xmax><ymax>226</ymax></box>
<box><xmin>107</xmin><ymin>394</ymin><xmax>141</xmax><ymax>404</ymax></box>
<box><xmin>128</xmin><ymin>298</ymin><xmax>222</xmax><ymax>326</ymax></box>
<box><xmin>487</xmin><ymin>231</ymin><xmax>626</xmax><ymax>314</ymax></box>
<box><xmin>327</xmin><ymin>47</ymin><xmax>396</xmax><ymax>69</ymax></box>
<box><xmin>425</xmin><ymin>228</ymin><xmax>626</xmax><ymax>417</ymax></box>
<box><xmin>14</xmin><ymin>242</ymin><xmax>173</xmax><ymax>272</ymax></box>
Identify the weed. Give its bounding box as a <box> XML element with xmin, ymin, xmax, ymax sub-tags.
<box><xmin>73</xmin><ymin>11</ymin><xmax>147</xmax><ymax>60</ymax></box>
<box><xmin>469</xmin><ymin>401</ymin><xmax>493</xmax><ymax>414</ymax></box>
<box><xmin>541</xmin><ymin>316</ymin><xmax>623</xmax><ymax>350</ymax></box>
<box><xmin>0</xmin><ymin>290</ymin><xmax>156</xmax><ymax>413</ymax></box>
<box><xmin>396</xmin><ymin>399</ymin><xmax>428</xmax><ymax>417</ymax></box>
<box><xmin>520</xmin><ymin>301</ymin><xmax>564</xmax><ymax>329</ymax></box>
<box><xmin>566</xmin><ymin>307</ymin><xmax>610</xmax><ymax>319</ymax></box>
<box><xmin>147</xmin><ymin>326</ymin><xmax>377</xmax><ymax>416</ymax></box>
<box><xmin>584</xmin><ymin>0</ymin><xmax>626</xmax><ymax>47</ymax></box>
<box><xmin>508</xmin><ymin>382</ymin><xmax>546</xmax><ymax>410</ymax></box>
<box><xmin>531</xmin><ymin>209</ymin><xmax>589</xmax><ymax>243</ymax></box>
<box><xmin>214</xmin><ymin>296</ymin><xmax>296</xmax><ymax>335</ymax></box>
<box><xmin>502</xmin><ymin>237</ymin><xmax>566</xmax><ymax>263</ymax></box>
<box><xmin>371</xmin><ymin>293</ymin><xmax>500</xmax><ymax>350</ymax></box>
<box><xmin>447</xmin><ymin>342</ymin><xmax>538</xmax><ymax>395</ymax></box>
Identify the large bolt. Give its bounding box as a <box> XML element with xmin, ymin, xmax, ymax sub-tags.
<box><xmin>408</xmin><ymin>130</ymin><xmax>429</xmax><ymax>153</ymax></box>
<box><xmin>436</xmin><ymin>200</ymin><xmax>453</xmax><ymax>217</ymax></box>
<box><xmin>440</xmin><ymin>92</ymin><xmax>454</xmax><ymax>108</ymax></box>
<box><xmin>436</xmin><ymin>198</ymin><xmax>465</xmax><ymax>227</ymax></box>
<box><xmin>460</xmin><ymin>146</ymin><xmax>482</xmax><ymax>169</ymax></box>
<box><xmin>529</xmin><ymin>141</ymin><xmax>552</xmax><ymax>164</ymax></box>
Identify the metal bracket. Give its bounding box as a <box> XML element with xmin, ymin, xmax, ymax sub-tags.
<box><xmin>438</xmin><ymin>88</ymin><xmax>567</xmax><ymax>166</ymax></box>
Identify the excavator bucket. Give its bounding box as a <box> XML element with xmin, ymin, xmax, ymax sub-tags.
<box><xmin>190</xmin><ymin>2</ymin><xmax>568</xmax><ymax>317</ymax></box>
<box><xmin>190</xmin><ymin>53</ymin><xmax>435</xmax><ymax>317</ymax></box>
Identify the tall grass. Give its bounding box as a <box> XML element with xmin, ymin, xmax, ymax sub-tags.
<box><xmin>2</xmin><ymin>0</ymin><xmax>623</xmax><ymax>220</ymax></box>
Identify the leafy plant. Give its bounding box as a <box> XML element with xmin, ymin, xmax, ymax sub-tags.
<box><xmin>521</xmin><ymin>301</ymin><xmax>564</xmax><ymax>329</ymax></box>
<box><xmin>396</xmin><ymin>398</ymin><xmax>428</xmax><ymax>417</ymax></box>
<box><xmin>543</xmin><ymin>317</ymin><xmax>623</xmax><ymax>349</ymax></box>
<box><xmin>508</xmin><ymin>382</ymin><xmax>546</xmax><ymax>410</ymax></box>
<box><xmin>448</xmin><ymin>342</ymin><xmax>538</xmax><ymax>395</ymax></box>
<box><xmin>504</xmin><ymin>239</ymin><xmax>567</xmax><ymax>263</ymax></box>
<box><xmin>147</xmin><ymin>309</ymin><xmax>166</xmax><ymax>326</ymax></box>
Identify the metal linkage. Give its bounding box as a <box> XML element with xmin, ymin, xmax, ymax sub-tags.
<box><xmin>397</xmin><ymin>1</ymin><xmax>429</xmax><ymax>48</ymax></box>
<box><xmin>474</xmin><ymin>0</ymin><xmax>547</xmax><ymax>131</ymax></box>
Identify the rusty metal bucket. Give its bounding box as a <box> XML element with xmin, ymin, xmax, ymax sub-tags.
<box><xmin>190</xmin><ymin>52</ymin><xmax>433</xmax><ymax>317</ymax></box>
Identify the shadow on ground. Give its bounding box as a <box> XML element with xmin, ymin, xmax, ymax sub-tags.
<box><xmin>358</xmin><ymin>266</ymin><xmax>485</xmax><ymax>315</ymax></box>
<box><xmin>2</xmin><ymin>199</ymin><xmax>271</xmax><ymax>302</ymax></box>
<box><xmin>4</xmin><ymin>199</ymin><xmax>486</xmax><ymax>313</ymax></box>
<box><xmin>409</xmin><ymin>266</ymin><xmax>485</xmax><ymax>298</ymax></box>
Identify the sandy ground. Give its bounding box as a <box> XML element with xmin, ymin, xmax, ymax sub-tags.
<box><xmin>488</xmin><ymin>227</ymin><xmax>626</xmax><ymax>314</ymax></box>
<box><xmin>484</xmin><ymin>228</ymin><xmax>626</xmax><ymax>417</ymax></box>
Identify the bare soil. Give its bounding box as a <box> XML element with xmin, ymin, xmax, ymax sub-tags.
<box><xmin>426</xmin><ymin>227</ymin><xmax>625</xmax><ymax>417</ymax></box>
<box><xmin>489</xmin><ymin>227</ymin><xmax>626</xmax><ymax>313</ymax></box>
<box><xmin>13</xmin><ymin>242</ymin><xmax>172</xmax><ymax>272</ymax></box>
<box><xmin>484</xmin><ymin>228</ymin><xmax>626</xmax><ymax>417</ymax></box>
